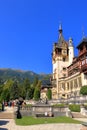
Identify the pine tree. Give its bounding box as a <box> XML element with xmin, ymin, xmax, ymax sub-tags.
<box><xmin>34</xmin><ymin>87</ymin><xmax>40</xmax><ymax>101</ymax></box>
<box><xmin>46</xmin><ymin>89</ymin><xmax>52</xmax><ymax>100</ymax></box>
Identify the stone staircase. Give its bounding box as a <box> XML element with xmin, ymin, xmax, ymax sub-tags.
<box><xmin>0</xmin><ymin>107</ymin><xmax>14</xmax><ymax>119</ymax></box>
<box><xmin>0</xmin><ymin>112</ymin><xmax>14</xmax><ymax>119</ymax></box>
<box><xmin>71</xmin><ymin>112</ymin><xmax>86</xmax><ymax>118</ymax></box>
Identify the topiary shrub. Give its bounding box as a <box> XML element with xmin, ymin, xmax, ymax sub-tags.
<box><xmin>52</xmin><ymin>103</ymin><xmax>66</xmax><ymax>107</ymax></box>
<box><xmin>34</xmin><ymin>87</ymin><xmax>40</xmax><ymax>101</ymax></box>
<box><xmin>46</xmin><ymin>89</ymin><xmax>52</xmax><ymax>100</ymax></box>
<box><xmin>69</xmin><ymin>104</ymin><xmax>80</xmax><ymax>112</ymax></box>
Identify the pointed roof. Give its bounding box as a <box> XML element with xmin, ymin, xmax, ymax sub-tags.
<box><xmin>77</xmin><ymin>37</ymin><xmax>87</xmax><ymax>49</ymax></box>
<box><xmin>57</xmin><ymin>24</ymin><xmax>67</xmax><ymax>48</ymax></box>
<box><xmin>53</xmin><ymin>24</ymin><xmax>68</xmax><ymax>50</ymax></box>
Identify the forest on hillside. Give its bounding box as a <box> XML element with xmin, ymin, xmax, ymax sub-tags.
<box><xmin>0</xmin><ymin>68</ymin><xmax>51</xmax><ymax>102</ymax></box>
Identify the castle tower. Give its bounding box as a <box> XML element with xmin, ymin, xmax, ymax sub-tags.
<box><xmin>52</xmin><ymin>25</ymin><xmax>87</xmax><ymax>100</ymax></box>
<box><xmin>52</xmin><ymin>24</ymin><xmax>69</xmax><ymax>99</ymax></box>
<box><xmin>68</xmin><ymin>37</ymin><xmax>74</xmax><ymax>65</ymax></box>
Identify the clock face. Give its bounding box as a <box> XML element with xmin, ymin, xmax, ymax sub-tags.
<box><xmin>63</xmin><ymin>50</ymin><xmax>67</xmax><ymax>53</ymax></box>
<box><xmin>62</xmin><ymin>50</ymin><xmax>67</xmax><ymax>54</ymax></box>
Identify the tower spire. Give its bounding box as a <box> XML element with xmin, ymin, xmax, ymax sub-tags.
<box><xmin>59</xmin><ymin>23</ymin><xmax>63</xmax><ymax>35</ymax></box>
<box><xmin>58</xmin><ymin>23</ymin><xmax>64</xmax><ymax>44</ymax></box>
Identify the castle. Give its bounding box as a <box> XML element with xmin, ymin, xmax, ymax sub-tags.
<box><xmin>52</xmin><ymin>24</ymin><xmax>87</xmax><ymax>99</ymax></box>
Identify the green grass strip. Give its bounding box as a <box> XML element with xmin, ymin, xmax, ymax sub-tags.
<box><xmin>15</xmin><ymin>116</ymin><xmax>81</xmax><ymax>126</ymax></box>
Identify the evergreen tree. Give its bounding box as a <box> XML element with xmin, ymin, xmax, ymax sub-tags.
<box><xmin>18</xmin><ymin>83</ymin><xmax>26</xmax><ymax>99</ymax></box>
<box><xmin>28</xmin><ymin>86</ymin><xmax>34</xmax><ymax>99</ymax></box>
<box><xmin>24</xmin><ymin>78</ymin><xmax>30</xmax><ymax>91</ymax></box>
<box><xmin>33</xmin><ymin>76</ymin><xmax>38</xmax><ymax>88</ymax></box>
<box><xmin>23</xmin><ymin>78</ymin><xmax>31</xmax><ymax>98</ymax></box>
<box><xmin>36</xmin><ymin>80</ymin><xmax>41</xmax><ymax>90</ymax></box>
<box><xmin>0</xmin><ymin>84</ymin><xmax>3</xmax><ymax>97</ymax></box>
<box><xmin>80</xmin><ymin>85</ymin><xmax>87</xmax><ymax>95</ymax></box>
<box><xmin>34</xmin><ymin>87</ymin><xmax>40</xmax><ymax>101</ymax></box>
<box><xmin>0</xmin><ymin>79</ymin><xmax>14</xmax><ymax>101</ymax></box>
<box><xmin>1</xmin><ymin>88</ymin><xmax>10</xmax><ymax>101</ymax></box>
<box><xmin>10</xmin><ymin>81</ymin><xmax>20</xmax><ymax>99</ymax></box>
<box><xmin>46</xmin><ymin>88</ymin><xmax>52</xmax><ymax>100</ymax></box>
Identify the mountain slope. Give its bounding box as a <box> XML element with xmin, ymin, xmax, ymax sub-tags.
<box><xmin>0</xmin><ymin>68</ymin><xmax>51</xmax><ymax>83</ymax></box>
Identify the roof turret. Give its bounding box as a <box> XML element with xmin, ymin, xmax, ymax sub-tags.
<box><xmin>69</xmin><ymin>37</ymin><xmax>73</xmax><ymax>47</ymax></box>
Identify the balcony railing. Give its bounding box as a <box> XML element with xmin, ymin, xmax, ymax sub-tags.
<box><xmin>81</xmin><ymin>58</ymin><xmax>87</xmax><ymax>66</ymax></box>
<box><xmin>81</xmin><ymin>58</ymin><xmax>87</xmax><ymax>73</ymax></box>
<box><xmin>68</xmin><ymin>62</ymin><xmax>79</xmax><ymax>71</ymax></box>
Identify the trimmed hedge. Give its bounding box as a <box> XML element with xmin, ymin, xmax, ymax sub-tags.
<box><xmin>52</xmin><ymin>104</ymin><xmax>66</xmax><ymax>107</ymax></box>
<box><xmin>69</xmin><ymin>104</ymin><xmax>80</xmax><ymax>112</ymax></box>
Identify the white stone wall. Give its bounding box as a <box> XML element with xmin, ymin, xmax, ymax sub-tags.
<box><xmin>68</xmin><ymin>46</ymin><xmax>74</xmax><ymax>66</ymax></box>
<box><xmin>81</xmin><ymin>73</ymin><xmax>87</xmax><ymax>86</ymax></box>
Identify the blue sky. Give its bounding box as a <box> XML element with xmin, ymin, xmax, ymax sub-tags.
<box><xmin>0</xmin><ymin>0</ymin><xmax>87</xmax><ymax>74</ymax></box>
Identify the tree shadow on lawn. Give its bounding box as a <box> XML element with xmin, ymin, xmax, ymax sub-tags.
<box><xmin>0</xmin><ymin>120</ymin><xmax>9</xmax><ymax>126</ymax></box>
<box><xmin>0</xmin><ymin>120</ymin><xmax>9</xmax><ymax>130</ymax></box>
<box><xmin>0</xmin><ymin>128</ymin><xmax>8</xmax><ymax>130</ymax></box>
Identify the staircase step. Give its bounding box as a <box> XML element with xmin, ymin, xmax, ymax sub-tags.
<box><xmin>0</xmin><ymin>112</ymin><xmax>14</xmax><ymax>119</ymax></box>
<box><xmin>71</xmin><ymin>112</ymin><xmax>86</xmax><ymax>118</ymax></box>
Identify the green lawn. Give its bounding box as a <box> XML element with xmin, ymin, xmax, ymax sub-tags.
<box><xmin>15</xmin><ymin>116</ymin><xmax>81</xmax><ymax>126</ymax></box>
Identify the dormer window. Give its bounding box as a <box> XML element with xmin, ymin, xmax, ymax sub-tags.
<box><xmin>80</xmin><ymin>47</ymin><xmax>83</xmax><ymax>51</ymax></box>
<box><xmin>58</xmin><ymin>48</ymin><xmax>61</xmax><ymax>55</ymax></box>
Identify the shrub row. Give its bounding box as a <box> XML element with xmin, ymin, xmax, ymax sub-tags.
<box><xmin>52</xmin><ymin>104</ymin><xmax>80</xmax><ymax>112</ymax></box>
<box><xmin>69</xmin><ymin>104</ymin><xmax>80</xmax><ymax>112</ymax></box>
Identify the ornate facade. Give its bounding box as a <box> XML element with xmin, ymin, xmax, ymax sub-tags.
<box><xmin>52</xmin><ymin>24</ymin><xmax>87</xmax><ymax>99</ymax></box>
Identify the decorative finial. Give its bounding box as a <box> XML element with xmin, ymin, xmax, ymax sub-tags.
<box><xmin>58</xmin><ymin>22</ymin><xmax>63</xmax><ymax>39</ymax></box>
<box><xmin>59</xmin><ymin>23</ymin><xmax>62</xmax><ymax>30</ymax></box>
<box><xmin>59</xmin><ymin>22</ymin><xmax>62</xmax><ymax>32</ymax></box>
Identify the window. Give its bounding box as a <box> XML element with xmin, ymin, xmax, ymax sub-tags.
<box><xmin>58</xmin><ymin>48</ymin><xmax>61</xmax><ymax>55</ymax></box>
<box><xmin>74</xmin><ymin>79</ymin><xmax>78</xmax><ymax>88</ymax></box>
<box><xmin>78</xmin><ymin>77</ymin><xmax>82</xmax><ymax>87</ymax></box>
<box><xmin>61</xmin><ymin>83</ymin><xmax>65</xmax><ymax>91</ymax></box>
<box><xmin>70</xmin><ymin>81</ymin><xmax>73</xmax><ymax>91</ymax></box>
<box><xmin>63</xmin><ymin>57</ymin><xmax>66</xmax><ymax>62</ymax></box>
<box><xmin>63</xmin><ymin>74</ymin><xmax>66</xmax><ymax>77</ymax></box>
<box><xmin>62</xmin><ymin>94</ymin><xmax>65</xmax><ymax>97</ymax></box>
<box><xmin>67</xmin><ymin>82</ymin><xmax>69</xmax><ymax>90</ymax></box>
<box><xmin>63</xmin><ymin>67</ymin><xmax>66</xmax><ymax>71</ymax></box>
<box><xmin>82</xmin><ymin>60</ymin><xmax>85</xmax><ymax>65</ymax></box>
